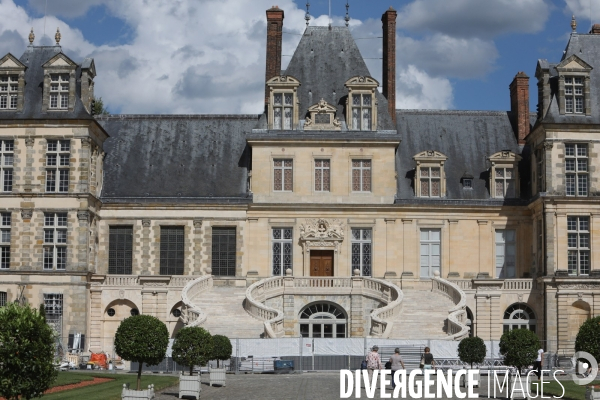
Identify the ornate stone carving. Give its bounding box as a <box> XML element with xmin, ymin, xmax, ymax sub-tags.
<box><xmin>144</xmin><ymin>282</ymin><xmax>167</xmax><ymax>287</ymax></box>
<box><xmin>77</xmin><ymin>211</ymin><xmax>89</xmax><ymax>221</ymax></box>
<box><xmin>119</xmin><ymin>290</ymin><xmax>125</xmax><ymax>299</ymax></box>
<box><xmin>20</xmin><ymin>209</ymin><xmax>33</xmax><ymax>220</ymax></box>
<box><xmin>80</xmin><ymin>137</ymin><xmax>91</xmax><ymax>147</ymax></box>
<box><xmin>193</xmin><ymin>219</ymin><xmax>203</xmax><ymax>228</ymax></box>
<box><xmin>304</xmin><ymin>99</ymin><xmax>340</xmax><ymax>131</ymax></box>
<box><xmin>543</xmin><ymin>141</ymin><xmax>553</xmax><ymax>150</ymax></box>
<box><xmin>25</xmin><ymin>137</ymin><xmax>35</xmax><ymax>147</ymax></box>
<box><xmin>558</xmin><ymin>283</ymin><xmax>600</xmax><ymax>290</ymax></box>
<box><xmin>300</xmin><ymin>218</ymin><xmax>344</xmax><ymax>240</ymax></box>
<box><xmin>142</xmin><ymin>219</ymin><xmax>151</xmax><ymax>227</ymax></box>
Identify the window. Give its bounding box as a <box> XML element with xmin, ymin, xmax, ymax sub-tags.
<box><xmin>503</xmin><ymin>303</ymin><xmax>536</xmax><ymax>333</ymax></box>
<box><xmin>565</xmin><ymin>76</ymin><xmax>584</xmax><ymax>114</ymax></box>
<box><xmin>420</xmin><ymin>167</ymin><xmax>441</xmax><ymax>197</ymax></box>
<box><xmin>495</xmin><ymin>230</ymin><xmax>516</xmax><ymax>278</ymax></box>
<box><xmin>351</xmin><ymin>160</ymin><xmax>371</xmax><ymax>192</ymax></box>
<box><xmin>0</xmin><ymin>140</ymin><xmax>13</xmax><ymax>192</ymax></box>
<box><xmin>462</xmin><ymin>179</ymin><xmax>472</xmax><ymax>189</ymax></box>
<box><xmin>494</xmin><ymin>167</ymin><xmax>515</xmax><ymax>198</ymax></box>
<box><xmin>46</xmin><ymin>140</ymin><xmax>70</xmax><ymax>193</ymax></box>
<box><xmin>1</xmin><ymin>212</ymin><xmax>10</xmax><ymax>269</ymax></box>
<box><xmin>43</xmin><ymin>213</ymin><xmax>67</xmax><ymax>270</ymax></box>
<box><xmin>160</xmin><ymin>227</ymin><xmax>184</xmax><ymax>275</ymax></box>
<box><xmin>300</xmin><ymin>302</ymin><xmax>347</xmax><ymax>338</ymax></box>
<box><xmin>272</xmin><ymin>228</ymin><xmax>292</xmax><ymax>276</ymax></box>
<box><xmin>0</xmin><ymin>75</ymin><xmax>18</xmax><ymax>110</ymax></box>
<box><xmin>273</xmin><ymin>159</ymin><xmax>293</xmax><ymax>191</ymax></box>
<box><xmin>351</xmin><ymin>93</ymin><xmax>372</xmax><ymax>130</ymax></box>
<box><xmin>0</xmin><ymin>291</ymin><xmax>6</xmax><ymax>307</ymax></box>
<box><xmin>351</xmin><ymin>228</ymin><xmax>371</xmax><ymax>276</ymax></box>
<box><xmin>49</xmin><ymin>74</ymin><xmax>69</xmax><ymax>109</ymax></box>
<box><xmin>420</xmin><ymin>229</ymin><xmax>441</xmax><ymax>278</ymax></box>
<box><xmin>108</xmin><ymin>226</ymin><xmax>133</xmax><ymax>274</ymax></box>
<box><xmin>43</xmin><ymin>293</ymin><xmax>63</xmax><ymax>332</ymax></box>
<box><xmin>273</xmin><ymin>93</ymin><xmax>293</xmax><ymax>130</ymax></box>
<box><xmin>314</xmin><ymin>159</ymin><xmax>330</xmax><ymax>192</ymax></box>
<box><xmin>568</xmin><ymin>216</ymin><xmax>590</xmax><ymax>275</ymax></box>
<box><xmin>211</xmin><ymin>227</ymin><xmax>236</xmax><ymax>276</ymax></box>
<box><xmin>565</xmin><ymin>143</ymin><xmax>588</xmax><ymax>196</ymax></box>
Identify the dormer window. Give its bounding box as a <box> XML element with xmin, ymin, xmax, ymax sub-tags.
<box><xmin>266</xmin><ymin>75</ymin><xmax>300</xmax><ymax>130</ymax></box>
<box><xmin>488</xmin><ymin>151</ymin><xmax>521</xmax><ymax>199</ymax></box>
<box><xmin>345</xmin><ymin>76</ymin><xmax>378</xmax><ymax>131</ymax></box>
<box><xmin>0</xmin><ymin>75</ymin><xmax>18</xmax><ymax>109</ymax></box>
<box><xmin>50</xmin><ymin>74</ymin><xmax>69</xmax><ymax>109</ymax></box>
<box><xmin>0</xmin><ymin>53</ymin><xmax>26</xmax><ymax>112</ymax></box>
<box><xmin>413</xmin><ymin>150</ymin><xmax>447</xmax><ymax>198</ymax></box>
<box><xmin>556</xmin><ymin>54</ymin><xmax>592</xmax><ymax>116</ymax></box>
<box><xmin>564</xmin><ymin>76</ymin><xmax>584</xmax><ymax>113</ymax></box>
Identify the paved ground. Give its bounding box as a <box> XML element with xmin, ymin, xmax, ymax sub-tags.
<box><xmin>153</xmin><ymin>371</ymin><xmax>510</xmax><ymax>400</ymax></box>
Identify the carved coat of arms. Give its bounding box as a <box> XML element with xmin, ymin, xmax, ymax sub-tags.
<box><xmin>299</xmin><ymin>218</ymin><xmax>345</xmax><ymax>240</ymax></box>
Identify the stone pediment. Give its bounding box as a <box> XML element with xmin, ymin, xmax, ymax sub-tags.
<box><xmin>0</xmin><ymin>53</ymin><xmax>26</xmax><ymax>70</ymax></box>
<box><xmin>299</xmin><ymin>218</ymin><xmax>345</xmax><ymax>241</ymax></box>
<box><xmin>43</xmin><ymin>53</ymin><xmax>77</xmax><ymax>69</ymax></box>
<box><xmin>488</xmin><ymin>150</ymin><xmax>521</xmax><ymax>162</ymax></box>
<box><xmin>304</xmin><ymin>99</ymin><xmax>341</xmax><ymax>131</ymax></box>
<box><xmin>556</xmin><ymin>54</ymin><xmax>592</xmax><ymax>72</ymax></box>
<box><xmin>413</xmin><ymin>150</ymin><xmax>448</xmax><ymax>162</ymax></box>
<box><xmin>345</xmin><ymin>75</ymin><xmax>379</xmax><ymax>88</ymax></box>
<box><xmin>266</xmin><ymin>75</ymin><xmax>300</xmax><ymax>86</ymax></box>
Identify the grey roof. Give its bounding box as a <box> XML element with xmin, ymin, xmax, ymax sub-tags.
<box><xmin>543</xmin><ymin>33</ymin><xmax>600</xmax><ymax>124</ymax></box>
<box><xmin>283</xmin><ymin>26</ymin><xmax>395</xmax><ymax>131</ymax></box>
<box><xmin>395</xmin><ymin>110</ymin><xmax>522</xmax><ymax>201</ymax></box>
<box><xmin>98</xmin><ymin>115</ymin><xmax>259</xmax><ymax>203</ymax></box>
<box><xmin>0</xmin><ymin>46</ymin><xmax>93</xmax><ymax>120</ymax></box>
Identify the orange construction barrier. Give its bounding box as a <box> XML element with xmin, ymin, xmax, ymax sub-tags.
<box><xmin>90</xmin><ymin>352</ymin><xmax>108</xmax><ymax>369</ymax></box>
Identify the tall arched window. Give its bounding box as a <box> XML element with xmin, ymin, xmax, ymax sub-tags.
<box><xmin>503</xmin><ymin>303</ymin><xmax>536</xmax><ymax>333</ymax></box>
<box><xmin>299</xmin><ymin>302</ymin><xmax>347</xmax><ymax>338</ymax></box>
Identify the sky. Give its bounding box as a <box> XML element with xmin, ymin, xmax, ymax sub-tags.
<box><xmin>0</xmin><ymin>0</ymin><xmax>598</xmax><ymax>114</ymax></box>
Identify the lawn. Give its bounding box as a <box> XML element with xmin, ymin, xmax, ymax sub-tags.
<box><xmin>43</xmin><ymin>372</ymin><xmax>179</xmax><ymax>400</ymax></box>
<box><xmin>531</xmin><ymin>379</ymin><xmax>600</xmax><ymax>400</ymax></box>
<box><xmin>51</xmin><ymin>372</ymin><xmax>94</xmax><ymax>387</ymax></box>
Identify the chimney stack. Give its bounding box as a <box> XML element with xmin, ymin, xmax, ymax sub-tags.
<box><xmin>382</xmin><ymin>7</ymin><xmax>397</xmax><ymax>124</ymax></box>
<box><xmin>591</xmin><ymin>24</ymin><xmax>600</xmax><ymax>34</ymax></box>
<box><xmin>509</xmin><ymin>72</ymin><xmax>530</xmax><ymax>145</ymax></box>
<box><xmin>265</xmin><ymin>6</ymin><xmax>284</xmax><ymax>105</ymax></box>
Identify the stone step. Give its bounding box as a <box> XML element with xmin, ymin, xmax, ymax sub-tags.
<box><xmin>388</xmin><ymin>289</ymin><xmax>453</xmax><ymax>339</ymax></box>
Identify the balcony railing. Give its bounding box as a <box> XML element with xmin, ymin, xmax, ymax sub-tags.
<box><xmin>432</xmin><ymin>275</ymin><xmax>469</xmax><ymax>340</ymax></box>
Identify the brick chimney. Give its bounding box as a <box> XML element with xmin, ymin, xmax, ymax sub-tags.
<box><xmin>265</xmin><ymin>6</ymin><xmax>284</xmax><ymax>105</ymax></box>
<box><xmin>591</xmin><ymin>24</ymin><xmax>600</xmax><ymax>34</ymax></box>
<box><xmin>509</xmin><ymin>72</ymin><xmax>530</xmax><ymax>144</ymax></box>
<box><xmin>382</xmin><ymin>7</ymin><xmax>397</xmax><ymax>125</ymax></box>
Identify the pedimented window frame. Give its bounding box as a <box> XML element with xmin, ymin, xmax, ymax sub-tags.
<box><xmin>0</xmin><ymin>53</ymin><xmax>26</xmax><ymax>112</ymax></box>
<box><xmin>488</xmin><ymin>150</ymin><xmax>522</xmax><ymax>199</ymax></box>
<box><xmin>304</xmin><ymin>98</ymin><xmax>341</xmax><ymax>131</ymax></box>
<box><xmin>556</xmin><ymin>55</ymin><xmax>592</xmax><ymax>116</ymax></box>
<box><xmin>413</xmin><ymin>150</ymin><xmax>447</xmax><ymax>198</ymax></box>
<box><xmin>266</xmin><ymin>75</ymin><xmax>300</xmax><ymax>130</ymax></box>
<box><xmin>345</xmin><ymin>76</ymin><xmax>378</xmax><ymax>131</ymax></box>
<box><xmin>42</xmin><ymin>53</ymin><xmax>77</xmax><ymax>113</ymax></box>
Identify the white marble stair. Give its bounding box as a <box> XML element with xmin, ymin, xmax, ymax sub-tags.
<box><xmin>387</xmin><ymin>289</ymin><xmax>454</xmax><ymax>339</ymax></box>
<box><xmin>190</xmin><ymin>286</ymin><xmax>266</xmax><ymax>338</ymax></box>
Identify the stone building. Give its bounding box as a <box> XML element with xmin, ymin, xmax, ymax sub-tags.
<box><xmin>0</xmin><ymin>8</ymin><xmax>598</xmax><ymax>357</ymax></box>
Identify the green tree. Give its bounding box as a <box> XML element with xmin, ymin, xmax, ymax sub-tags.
<box><xmin>114</xmin><ymin>315</ymin><xmax>169</xmax><ymax>390</ymax></box>
<box><xmin>458</xmin><ymin>336</ymin><xmax>487</xmax><ymax>369</ymax></box>
<box><xmin>499</xmin><ymin>329</ymin><xmax>540</xmax><ymax>372</ymax></box>
<box><xmin>0</xmin><ymin>302</ymin><xmax>57</xmax><ymax>400</ymax></box>
<box><xmin>575</xmin><ymin>315</ymin><xmax>600</xmax><ymax>363</ymax></box>
<box><xmin>92</xmin><ymin>97</ymin><xmax>110</xmax><ymax>116</ymax></box>
<box><xmin>211</xmin><ymin>335</ymin><xmax>232</xmax><ymax>368</ymax></box>
<box><xmin>172</xmin><ymin>327</ymin><xmax>213</xmax><ymax>375</ymax></box>
<box><xmin>38</xmin><ymin>303</ymin><xmax>46</xmax><ymax>322</ymax></box>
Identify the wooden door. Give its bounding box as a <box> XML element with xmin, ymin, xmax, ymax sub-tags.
<box><xmin>310</xmin><ymin>250</ymin><xmax>334</xmax><ymax>276</ymax></box>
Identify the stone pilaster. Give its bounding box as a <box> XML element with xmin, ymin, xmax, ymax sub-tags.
<box><xmin>477</xmin><ymin>220</ymin><xmax>488</xmax><ymax>275</ymax></box>
<box><xmin>544</xmin><ymin>208</ymin><xmax>556</xmax><ymax>275</ymax></box>
<box><xmin>193</xmin><ymin>219</ymin><xmax>203</xmax><ymax>275</ymax></box>
<box><xmin>544</xmin><ymin>283</ymin><xmax>558</xmax><ymax>353</ymax></box>
<box><xmin>141</xmin><ymin>220</ymin><xmax>151</xmax><ymax>274</ymax></box>
<box><xmin>77</xmin><ymin>211</ymin><xmax>89</xmax><ymax>271</ymax></box>
<box><xmin>350</xmin><ymin>276</ymin><xmax>364</xmax><ymax>337</ymax></box>
<box><xmin>283</xmin><ymin>275</ymin><xmax>295</xmax><ymax>336</ymax></box>
<box><xmin>24</xmin><ymin>131</ymin><xmax>35</xmax><ymax>192</ymax></box>
<box><xmin>475</xmin><ymin>292</ymin><xmax>501</xmax><ymax>340</ymax></box>
<box><xmin>19</xmin><ymin>208</ymin><xmax>33</xmax><ymax>270</ymax></box>
<box><xmin>78</xmin><ymin>137</ymin><xmax>91</xmax><ymax>193</ymax></box>
<box><xmin>383</xmin><ymin>218</ymin><xmax>396</xmax><ymax>279</ymax></box>
<box><xmin>447</xmin><ymin>220</ymin><xmax>459</xmax><ymax>277</ymax></box>
<box><xmin>89</xmin><ymin>287</ymin><xmax>103</xmax><ymax>352</ymax></box>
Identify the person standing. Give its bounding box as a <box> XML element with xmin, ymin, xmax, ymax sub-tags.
<box><xmin>534</xmin><ymin>348</ymin><xmax>544</xmax><ymax>379</ymax></box>
<box><xmin>389</xmin><ymin>348</ymin><xmax>406</xmax><ymax>389</ymax></box>
<box><xmin>366</xmin><ymin>345</ymin><xmax>383</xmax><ymax>383</ymax></box>
<box><xmin>422</xmin><ymin>347</ymin><xmax>435</xmax><ymax>371</ymax></box>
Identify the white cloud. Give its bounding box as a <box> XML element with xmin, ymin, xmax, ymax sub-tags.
<box><xmin>396</xmin><ymin>65</ymin><xmax>454</xmax><ymax>109</ymax></box>
<box><xmin>564</xmin><ymin>0</ymin><xmax>600</xmax><ymax>26</ymax></box>
<box><xmin>27</xmin><ymin>0</ymin><xmax>110</xmax><ymax>19</ymax></box>
<box><xmin>398</xmin><ymin>0</ymin><xmax>550</xmax><ymax>38</ymax></box>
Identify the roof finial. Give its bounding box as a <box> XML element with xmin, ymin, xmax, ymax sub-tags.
<box><xmin>305</xmin><ymin>1</ymin><xmax>311</xmax><ymax>27</ymax></box>
<box><xmin>55</xmin><ymin>27</ymin><xmax>61</xmax><ymax>45</ymax></box>
<box><xmin>345</xmin><ymin>1</ymin><xmax>350</xmax><ymax>27</ymax></box>
<box><xmin>28</xmin><ymin>27</ymin><xmax>35</xmax><ymax>45</ymax></box>
<box><xmin>571</xmin><ymin>15</ymin><xmax>577</xmax><ymax>32</ymax></box>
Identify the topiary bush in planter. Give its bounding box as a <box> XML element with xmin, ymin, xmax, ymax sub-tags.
<box><xmin>114</xmin><ymin>314</ymin><xmax>169</xmax><ymax>393</ymax></box>
<box><xmin>575</xmin><ymin>316</ymin><xmax>600</xmax><ymax>364</ymax></box>
<box><xmin>209</xmin><ymin>335</ymin><xmax>232</xmax><ymax>387</ymax></box>
<box><xmin>499</xmin><ymin>328</ymin><xmax>540</xmax><ymax>373</ymax></box>
<box><xmin>172</xmin><ymin>327</ymin><xmax>213</xmax><ymax>400</ymax></box>
<box><xmin>458</xmin><ymin>336</ymin><xmax>487</xmax><ymax>369</ymax></box>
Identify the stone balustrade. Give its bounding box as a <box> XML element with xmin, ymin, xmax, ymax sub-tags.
<box><xmin>180</xmin><ymin>275</ymin><xmax>213</xmax><ymax>327</ymax></box>
<box><xmin>94</xmin><ymin>275</ymin><xmax>197</xmax><ymax>287</ymax></box>
<box><xmin>432</xmin><ymin>275</ymin><xmax>469</xmax><ymax>340</ymax></box>
<box><xmin>244</xmin><ymin>276</ymin><xmax>403</xmax><ymax>338</ymax></box>
<box><xmin>502</xmin><ymin>279</ymin><xmax>534</xmax><ymax>290</ymax></box>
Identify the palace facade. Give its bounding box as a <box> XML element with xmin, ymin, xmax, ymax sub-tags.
<box><xmin>0</xmin><ymin>8</ymin><xmax>598</xmax><ymax>357</ymax></box>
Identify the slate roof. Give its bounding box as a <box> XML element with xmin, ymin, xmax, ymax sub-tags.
<box><xmin>97</xmin><ymin>115</ymin><xmax>259</xmax><ymax>203</ymax></box>
<box><xmin>395</xmin><ymin>110</ymin><xmax>523</xmax><ymax>202</ymax></box>
<box><xmin>542</xmin><ymin>33</ymin><xmax>600</xmax><ymax>124</ymax></box>
<box><xmin>0</xmin><ymin>46</ymin><xmax>93</xmax><ymax>120</ymax></box>
<box><xmin>283</xmin><ymin>26</ymin><xmax>395</xmax><ymax>131</ymax></box>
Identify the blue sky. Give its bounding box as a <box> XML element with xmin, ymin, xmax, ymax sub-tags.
<box><xmin>1</xmin><ymin>0</ymin><xmax>597</xmax><ymax>114</ymax></box>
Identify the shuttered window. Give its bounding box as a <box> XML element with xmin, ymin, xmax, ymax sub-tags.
<box><xmin>109</xmin><ymin>226</ymin><xmax>133</xmax><ymax>274</ymax></box>
<box><xmin>211</xmin><ymin>227</ymin><xmax>236</xmax><ymax>276</ymax></box>
<box><xmin>160</xmin><ymin>227</ymin><xmax>184</xmax><ymax>275</ymax></box>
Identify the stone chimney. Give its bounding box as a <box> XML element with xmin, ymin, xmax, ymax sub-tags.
<box><xmin>509</xmin><ymin>72</ymin><xmax>530</xmax><ymax>145</ymax></box>
<box><xmin>591</xmin><ymin>24</ymin><xmax>600</xmax><ymax>34</ymax></box>
<box><xmin>265</xmin><ymin>6</ymin><xmax>284</xmax><ymax>105</ymax></box>
<box><xmin>382</xmin><ymin>7</ymin><xmax>397</xmax><ymax>125</ymax></box>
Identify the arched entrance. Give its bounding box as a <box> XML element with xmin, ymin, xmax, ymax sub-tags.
<box><xmin>299</xmin><ymin>302</ymin><xmax>347</xmax><ymax>338</ymax></box>
<box><xmin>503</xmin><ymin>303</ymin><xmax>536</xmax><ymax>333</ymax></box>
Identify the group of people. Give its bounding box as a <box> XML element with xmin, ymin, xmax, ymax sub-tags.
<box><xmin>365</xmin><ymin>346</ymin><xmax>435</xmax><ymax>388</ymax></box>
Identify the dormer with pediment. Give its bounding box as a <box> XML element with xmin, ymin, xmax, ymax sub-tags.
<box><xmin>555</xmin><ymin>54</ymin><xmax>593</xmax><ymax>116</ymax></box>
<box><xmin>303</xmin><ymin>99</ymin><xmax>341</xmax><ymax>131</ymax></box>
<box><xmin>0</xmin><ymin>53</ymin><xmax>26</xmax><ymax>112</ymax></box>
<box><xmin>413</xmin><ymin>150</ymin><xmax>447</xmax><ymax>198</ymax></box>
<box><xmin>266</xmin><ymin>75</ymin><xmax>300</xmax><ymax>130</ymax></box>
<box><xmin>488</xmin><ymin>150</ymin><xmax>522</xmax><ymax>199</ymax></box>
<box><xmin>42</xmin><ymin>52</ymin><xmax>77</xmax><ymax>113</ymax></box>
<box><xmin>345</xmin><ymin>76</ymin><xmax>378</xmax><ymax>131</ymax></box>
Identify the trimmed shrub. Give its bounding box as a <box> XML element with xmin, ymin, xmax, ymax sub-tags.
<box><xmin>458</xmin><ymin>336</ymin><xmax>487</xmax><ymax>369</ymax></box>
<box><xmin>172</xmin><ymin>327</ymin><xmax>213</xmax><ymax>375</ymax></box>
<box><xmin>499</xmin><ymin>329</ymin><xmax>540</xmax><ymax>372</ymax></box>
<box><xmin>575</xmin><ymin>315</ymin><xmax>600</xmax><ymax>363</ymax></box>
<box><xmin>211</xmin><ymin>335</ymin><xmax>232</xmax><ymax>368</ymax></box>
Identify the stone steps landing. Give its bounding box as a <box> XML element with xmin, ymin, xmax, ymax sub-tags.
<box><xmin>388</xmin><ymin>289</ymin><xmax>454</xmax><ymax>339</ymax></box>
